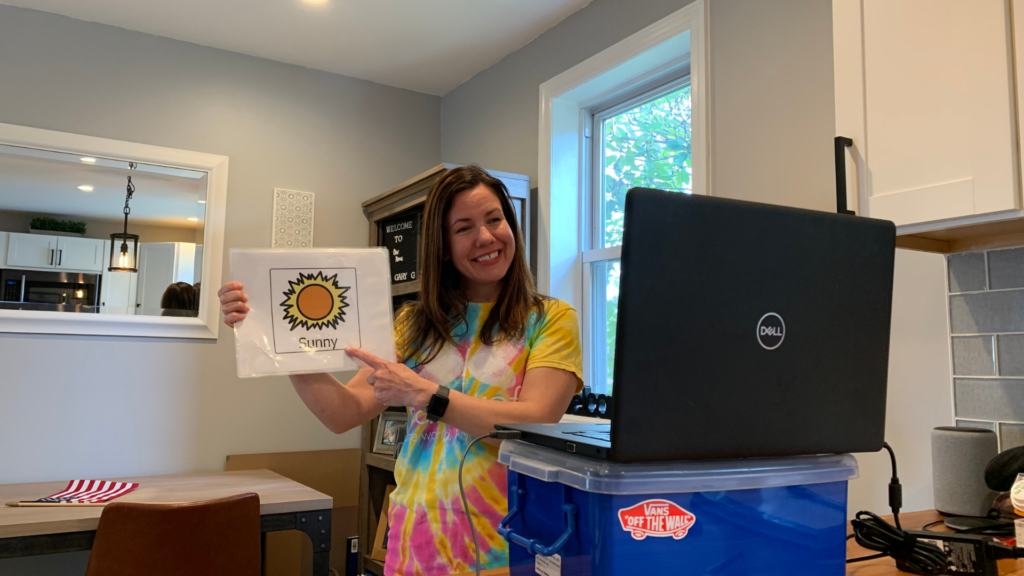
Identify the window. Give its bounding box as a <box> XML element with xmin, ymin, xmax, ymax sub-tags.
<box><xmin>584</xmin><ymin>79</ymin><xmax>692</xmax><ymax>395</ymax></box>
<box><xmin>537</xmin><ymin>0</ymin><xmax>706</xmax><ymax>399</ymax></box>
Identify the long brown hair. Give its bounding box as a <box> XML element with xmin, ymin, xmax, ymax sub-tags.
<box><xmin>396</xmin><ymin>165</ymin><xmax>545</xmax><ymax>365</ymax></box>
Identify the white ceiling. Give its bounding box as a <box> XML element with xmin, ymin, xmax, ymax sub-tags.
<box><xmin>0</xmin><ymin>146</ymin><xmax>206</xmax><ymax>228</ymax></box>
<box><xmin>1</xmin><ymin>0</ymin><xmax>593</xmax><ymax>96</ymax></box>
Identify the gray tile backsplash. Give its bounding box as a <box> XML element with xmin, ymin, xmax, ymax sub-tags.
<box><xmin>957</xmin><ymin>419</ymin><xmax>997</xmax><ymax>432</ymax></box>
<box><xmin>1001</xmin><ymin>422</ymin><xmax>1024</xmax><ymax>451</ymax></box>
<box><xmin>998</xmin><ymin>335</ymin><xmax>1024</xmax><ymax>376</ymax></box>
<box><xmin>988</xmin><ymin>248</ymin><xmax>1024</xmax><ymax>290</ymax></box>
<box><xmin>949</xmin><ymin>290</ymin><xmax>1024</xmax><ymax>334</ymax></box>
<box><xmin>952</xmin><ymin>336</ymin><xmax>995</xmax><ymax>376</ymax></box>
<box><xmin>948</xmin><ymin>252</ymin><xmax>987</xmax><ymax>293</ymax></box>
<box><xmin>955</xmin><ymin>379</ymin><xmax>1024</xmax><ymax>421</ymax></box>
<box><xmin>949</xmin><ymin>249</ymin><xmax>1024</xmax><ymax>451</ymax></box>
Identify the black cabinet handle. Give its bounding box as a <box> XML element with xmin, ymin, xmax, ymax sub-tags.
<box><xmin>835</xmin><ymin>136</ymin><xmax>856</xmax><ymax>215</ymax></box>
<box><xmin>50</xmin><ymin>249</ymin><xmax>54</xmax><ymax>265</ymax></box>
<box><xmin>58</xmin><ymin>250</ymin><xmax>62</xmax><ymax>266</ymax></box>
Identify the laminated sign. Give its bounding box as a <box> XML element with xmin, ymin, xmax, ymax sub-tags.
<box><xmin>231</xmin><ymin>248</ymin><xmax>395</xmax><ymax>378</ymax></box>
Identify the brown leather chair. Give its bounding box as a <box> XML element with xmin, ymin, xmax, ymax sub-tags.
<box><xmin>84</xmin><ymin>492</ymin><xmax>261</xmax><ymax>576</ymax></box>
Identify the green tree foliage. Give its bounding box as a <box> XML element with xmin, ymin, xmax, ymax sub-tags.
<box><xmin>602</xmin><ymin>83</ymin><xmax>692</xmax><ymax>247</ymax></box>
<box><xmin>599</xmin><ymin>84</ymin><xmax>691</xmax><ymax>390</ymax></box>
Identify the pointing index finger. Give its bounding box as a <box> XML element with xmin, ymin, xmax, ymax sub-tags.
<box><xmin>345</xmin><ymin>347</ymin><xmax>386</xmax><ymax>369</ymax></box>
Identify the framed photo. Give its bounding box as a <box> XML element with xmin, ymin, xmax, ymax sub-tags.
<box><xmin>371</xmin><ymin>484</ymin><xmax>397</xmax><ymax>562</ymax></box>
<box><xmin>373</xmin><ymin>411</ymin><xmax>408</xmax><ymax>456</ymax></box>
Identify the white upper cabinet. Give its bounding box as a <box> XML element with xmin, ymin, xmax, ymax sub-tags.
<box><xmin>5</xmin><ymin>233</ymin><xmax>104</xmax><ymax>272</ymax></box>
<box><xmin>55</xmin><ymin>237</ymin><xmax>105</xmax><ymax>272</ymax></box>
<box><xmin>834</xmin><ymin>0</ymin><xmax>1019</xmax><ymax>232</ymax></box>
<box><xmin>6</xmin><ymin>233</ymin><xmax>57</xmax><ymax>269</ymax></box>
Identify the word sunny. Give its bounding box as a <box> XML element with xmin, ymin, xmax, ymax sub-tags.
<box><xmin>279</xmin><ymin>271</ymin><xmax>350</xmax><ymax>331</ymax></box>
<box><xmin>298</xmin><ymin>337</ymin><xmax>339</xmax><ymax>351</ymax></box>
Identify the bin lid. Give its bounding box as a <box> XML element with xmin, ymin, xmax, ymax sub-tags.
<box><xmin>497</xmin><ymin>440</ymin><xmax>858</xmax><ymax>495</ymax></box>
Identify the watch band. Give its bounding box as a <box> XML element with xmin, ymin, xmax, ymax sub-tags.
<box><xmin>425</xmin><ymin>385</ymin><xmax>450</xmax><ymax>422</ymax></box>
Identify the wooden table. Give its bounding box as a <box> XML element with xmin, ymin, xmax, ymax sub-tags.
<box><xmin>443</xmin><ymin>510</ymin><xmax>1024</xmax><ymax>576</ymax></box>
<box><xmin>0</xmin><ymin>469</ymin><xmax>334</xmax><ymax>576</ymax></box>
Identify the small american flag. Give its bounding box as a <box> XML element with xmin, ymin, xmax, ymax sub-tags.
<box><xmin>32</xmin><ymin>480</ymin><xmax>139</xmax><ymax>504</ymax></box>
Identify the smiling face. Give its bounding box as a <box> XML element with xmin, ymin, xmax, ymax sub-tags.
<box><xmin>445</xmin><ymin>184</ymin><xmax>516</xmax><ymax>302</ymax></box>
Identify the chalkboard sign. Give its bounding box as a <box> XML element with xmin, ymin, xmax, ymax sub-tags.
<box><xmin>381</xmin><ymin>209</ymin><xmax>421</xmax><ymax>284</ymax></box>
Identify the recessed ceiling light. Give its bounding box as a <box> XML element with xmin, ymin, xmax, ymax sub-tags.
<box><xmin>302</xmin><ymin>0</ymin><xmax>328</xmax><ymax>4</ymax></box>
<box><xmin>187</xmin><ymin>217</ymin><xmax>198</xmax><ymax>222</ymax></box>
<box><xmin>77</xmin><ymin>185</ymin><xmax>94</xmax><ymax>192</ymax></box>
<box><xmin>198</xmin><ymin>200</ymin><xmax>206</xmax><ymax>204</ymax></box>
<box><xmin>80</xmin><ymin>157</ymin><xmax>96</xmax><ymax>164</ymax></box>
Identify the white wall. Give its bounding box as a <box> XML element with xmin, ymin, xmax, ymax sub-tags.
<box><xmin>708</xmin><ymin>0</ymin><xmax>836</xmax><ymax>211</ymax></box>
<box><xmin>847</xmin><ymin>249</ymin><xmax>953</xmax><ymax>516</ymax></box>
<box><xmin>441</xmin><ymin>0</ymin><xmax>952</xmax><ymax>516</ymax></box>
<box><xmin>0</xmin><ymin>6</ymin><xmax>440</xmax><ymax>574</ymax></box>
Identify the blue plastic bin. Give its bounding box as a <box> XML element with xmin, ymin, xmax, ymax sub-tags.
<box><xmin>497</xmin><ymin>440</ymin><xmax>858</xmax><ymax>576</ymax></box>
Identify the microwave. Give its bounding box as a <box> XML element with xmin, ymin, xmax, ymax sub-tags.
<box><xmin>1</xmin><ymin>269</ymin><xmax>100</xmax><ymax>311</ymax></box>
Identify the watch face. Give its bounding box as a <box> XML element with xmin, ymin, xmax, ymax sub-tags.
<box><xmin>427</xmin><ymin>391</ymin><xmax>449</xmax><ymax>420</ymax></box>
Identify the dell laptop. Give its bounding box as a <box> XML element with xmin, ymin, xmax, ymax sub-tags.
<box><xmin>497</xmin><ymin>188</ymin><xmax>896</xmax><ymax>463</ymax></box>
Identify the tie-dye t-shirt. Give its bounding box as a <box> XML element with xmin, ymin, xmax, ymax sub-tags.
<box><xmin>384</xmin><ymin>298</ymin><xmax>583</xmax><ymax>576</ymax></box>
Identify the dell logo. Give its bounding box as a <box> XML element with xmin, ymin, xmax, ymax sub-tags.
<box><xmin>757</xmin><ymin>313</ymin><xmax>785</xmax><ymax>350</ymax></box>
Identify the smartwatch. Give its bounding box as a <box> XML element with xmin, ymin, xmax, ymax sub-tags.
<box><xmin>425</xmin><ymin>385</ymin><xmax>450</xmax><ymax>422</ymax></box>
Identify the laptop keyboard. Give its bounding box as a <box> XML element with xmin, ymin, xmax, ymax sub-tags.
<box><xmin>565</xmin><ymin>430</ymin><xmax>611</xmax><ymax>442</ymax></box>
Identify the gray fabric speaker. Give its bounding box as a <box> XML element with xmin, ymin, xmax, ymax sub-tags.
<box><xmin>932</xmin><ymin>426</ymin><xmax>999</xmax><ymax>517</ymax></box>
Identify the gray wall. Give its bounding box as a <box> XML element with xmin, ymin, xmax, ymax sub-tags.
<box><xmin>0</xmin><ymin>6</ymin><xmax>439</xmax><ymax>574</ymax></box>
<box><xmin>441</xmin><ymin>0</ymin><xmax>837</xmax><ymax>212</ymax></box>
<box><xmin>949</xmin><ymin>248</ymin><xmax>1024</xmax><ymax>447</ymax></box>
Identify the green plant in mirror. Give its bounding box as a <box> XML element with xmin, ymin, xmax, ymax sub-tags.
<box><xmin>29</xmin><ymin>217</ymin><xmax>87</xmax><ymax>235</ymax></box>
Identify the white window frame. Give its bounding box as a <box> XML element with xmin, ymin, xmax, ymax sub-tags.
<box><xmin>537</xmin><ymin>1</ymin><xmax>708</xmax><ymax>392</ymax></box>
<box><xmin>584</xmin><ymin>74</ymin><xmax>693</xmax><ymax>393</ymax></box>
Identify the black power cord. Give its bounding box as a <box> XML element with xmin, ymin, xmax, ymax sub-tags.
<box><xmin>847</xmin><ymin>442</ymin><xmax>948</xmax><ymax>573</ymax></box>
<box><xmin>459</xmin><ymin>430</ymin><xmax>522</xmax><ymax>576</ymax></box>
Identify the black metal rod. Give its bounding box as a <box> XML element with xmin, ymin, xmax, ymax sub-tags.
<box><xmin>835</xmin><ymin>136</ymin><xmax>855</xmax><ymax>215</ymax></box>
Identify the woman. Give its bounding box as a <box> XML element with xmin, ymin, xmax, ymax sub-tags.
<box><xmin>218</xmin><ymin>165</ymin><xmax>583</xmax><ymax>576</ymax></box>
<box><xmin>160</xmin><ymin>281</ymin><xmax>197</xmax><ymax>317</ymax></box>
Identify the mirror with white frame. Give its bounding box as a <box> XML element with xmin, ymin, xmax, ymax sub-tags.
<box><xmin>0</xmin><ymin>123</ymin><xmax>227</xmax><ymax>339</ymax></box>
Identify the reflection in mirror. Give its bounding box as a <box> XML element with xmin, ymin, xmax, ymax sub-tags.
<box><xmin>0</xmin><ymin>144</ymin><xmax>207</xmax><ymax>318</ymax></box>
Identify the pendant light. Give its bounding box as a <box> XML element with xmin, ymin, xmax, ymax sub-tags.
<box><xmin>108</xmin><ymin>162</ymin><xmax>140</xmax><ymax>272</ymax></box>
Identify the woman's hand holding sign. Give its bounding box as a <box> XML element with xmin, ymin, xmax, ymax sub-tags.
<box><xmin>218</xmin><ymin>282</ymin><xmax>250</xmax><ymax>327</ymax></box>
<box><xmin>345</xmin><ymin>347</ymin><xmax>435</xmax><ymax>410</ymax></box>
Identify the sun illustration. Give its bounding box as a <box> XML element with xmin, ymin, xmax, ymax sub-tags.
<box><xmin>280</xmin><ymin>272</ymin><xmax>350</xmax><ymax>331</ymax></box>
